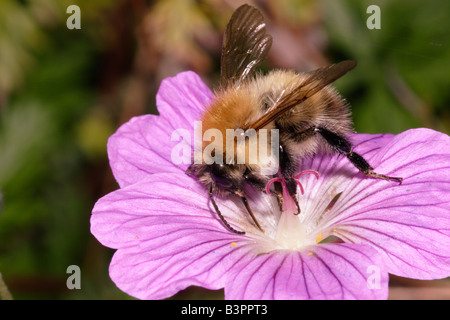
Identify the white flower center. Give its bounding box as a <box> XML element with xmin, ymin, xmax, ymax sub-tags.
<box><xmin>245</xmin><ymin>188</ymin><xmax>342</xmax><ymax>253</ymax></box>
<box><xmin>273</xmin><ymin>211</ymin><xmax>315</xmax><ymax>250</ymax></box>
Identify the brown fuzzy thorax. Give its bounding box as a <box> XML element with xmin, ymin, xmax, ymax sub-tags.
<box><xmin>198</xmin><ymin>69</ymin><xmax>353</xmax><ymax>168</ymax></box>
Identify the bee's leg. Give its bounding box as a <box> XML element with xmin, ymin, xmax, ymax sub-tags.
<box><xmin>270</xmin><ymin>128</ymin><xmax>321</xmax><ymax>214</ymax></box>
<box><xmin>273</xmin><ymin>182</ymin><xmax>284</xmax><ymax>211</ymax></box>
<box><xmin>209</xmin><ymin>185</ymin><xmax>245</xmax><ymax>235</ymax></box>
<box><xmin>240</xmin><ymin>195</ymin><xmax>265</xmax><ymax>233</ymax></box>
<box><xmin>284</xmin><ymin>178</ymin><xmax>301</xmax><ymax>214</ymax></box>
<box><xmin>315</xmin><ymin>127</ymin><xmax>403</xmax><ymax>184</ymax></box>
<box><xmin>246</xmin><ymin>173</ymin><xmax>283</xmax><ymax>211</ymax></box>
<box><xmin>244</xmin><ymin>170</ymin><xmax>284</xmax><ymax>210</ymax></box>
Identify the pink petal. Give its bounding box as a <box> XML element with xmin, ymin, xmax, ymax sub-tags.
<box><xmin>91</xmin><ymin>173</ymin><xmax>248</xmax><ymax>249</ymax></box>
<box><xmin>108</xmin><ymin>233</ymin><xmax>252</xmax><ymax>300</ymax></box>
<box><xmin>226</xmin><ymin>243</ymin><xmax>388</xmax><ymax>300</ymax></box>
<box><xmin>107</xmin><ymin>71</ymin><xmax>213</xmax><ymax>187</ymax></box>
<box><xmin>107</xmin><ymin>115</ymin><xmax>181</xmax><ymax>187</ymax></box>
<box><xmin>91</xmin><ymin>171</ymin><xmax>389</xmax><ymax>300</ymax></box>
<box><xmin>156</xmin><ymin>71</ymin><xmax>213</xmax><ymax>131</ymax></box>
<box><xmin>91</xmin><ymin>173</ymin><xmax>257</xmax><ymax>299</ymax></box>
<box><xmin>93</xmin><ymin>66</ymin><xmax>450</xmax><ymax>300</ymax></box>
<box><xmin>319</xmin><ymin>128</ymin><xmax>450</xmax><ymax>279</ymax></box>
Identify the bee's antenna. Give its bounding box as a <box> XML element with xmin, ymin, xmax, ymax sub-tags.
<box><xmin>209</xmin><ymin>185</ymin><xmax>245</xmax><ymax>235</ymax></box>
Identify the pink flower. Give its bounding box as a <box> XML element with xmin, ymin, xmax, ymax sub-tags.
<box><xmin>91</xmin><ymin>71</ymin><xmax>450</xmax><ymax>300</ymax></box>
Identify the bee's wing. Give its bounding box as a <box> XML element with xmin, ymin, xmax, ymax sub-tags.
<box><xmin>220</xmin><ymin>4</ymin><xmax>272</xmax><ymax>88</ymax></box>
<box><xmin>248</xmin><ymin>60</ymin><xmax>357</xmax><ymax>130</ymax></box>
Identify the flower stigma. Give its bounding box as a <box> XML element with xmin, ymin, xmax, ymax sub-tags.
<box><xmin>258</xmin><ymin>170</ymin><xmax>329</xmax><ymax>251</ymax></box>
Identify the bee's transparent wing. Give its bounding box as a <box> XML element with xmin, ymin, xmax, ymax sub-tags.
<box><xmin>220</xmin><ymin>4</ymin><xmax>272</xmax><ymax>88</ymax></box>
<box><xmin>248</xmin><ymin>60</ymin><xmax>357</xmax><ymax>130</ymax></box>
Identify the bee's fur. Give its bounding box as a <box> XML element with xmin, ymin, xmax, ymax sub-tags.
<box><xmin>186</xmin><ymin>4</ymin><xmax>402</xmax><ymax>234</ymax></box>
<box><xmin>189</xmin><ymin>70</ymin><xmax>353</xmax><ymax>193</ymax></box>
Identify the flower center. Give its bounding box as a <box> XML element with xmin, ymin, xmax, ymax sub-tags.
<box><xmin>247</xmin><ymin>171</ymin><xmax>344</xmax><ymax>253</ymax></box>
<box><xmin>274</xmin><ymin>210</ymin><xmax>313</xmax><ymax>250</ymax></box>
<box><xmin>264</xmin><ymin>170</ymin><xmax>322</xmax><ymax>250</ymax></box>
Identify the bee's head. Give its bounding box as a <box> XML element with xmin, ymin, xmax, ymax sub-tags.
<box><xmin>186</xmin><ymin>163</ymin><xmax>245</xmax><ymax>196</ymax></box>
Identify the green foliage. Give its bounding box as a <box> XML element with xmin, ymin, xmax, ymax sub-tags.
<box><xmin>0</xmin><ymin>0</ymin><xmax>121</xmax><ymax>299</ymax></box>
<box><xmin>324</xmin><ymin>0</ymin><xmax>450</xmax><ymax>133</ymax></box>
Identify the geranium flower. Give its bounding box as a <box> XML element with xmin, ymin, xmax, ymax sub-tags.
<box><xmin>90</xmin><ymin>71</ymin><xmax>450</xmax><ymax>300</ymax></box>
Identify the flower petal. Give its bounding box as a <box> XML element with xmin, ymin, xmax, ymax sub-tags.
<box><xmin>91</xmin><ymin>173</ymin><xmax>250</xmax><ymax>249</ymax></box>
<box><xmin>107</xmin><ymin>115</ymin><xmax>180</xmax><ymax>187</ymax></box>
<box><xmin>108</xmin><ymin>233</ymin><xmax>253</xmax><ymax>300</ymax></box>
<box><xmin>293</xmin><ymin>133</ymin><xmax>396</xmax><ymax>231</ymax></box>
<box><xmin>91</xmin><ymin>173</ymin><xmax>261</xmax><ymax>299</ymax></box>
<box><xmin>325</xmin><ymin>128</ymin><xmax>450</xmax><ymax>279</ymax></box>
<box><xmin>156</xmin><ymin>71</ymin><xmax>213</xmax><ymax>132</ymax></box>
<box><xmin>107</xmin><ymin>71</ymin><xmax>213</xmax><ymax>187</ymax></box>
<box><xmin>225</xmin><ymin>243</ymin><xmax>388</xmax><ymax>300</ymax></box>
<box><xmin>350</xmin><ymin>132</ymin><xmax>395</xmax><ymax>159</ymax></box>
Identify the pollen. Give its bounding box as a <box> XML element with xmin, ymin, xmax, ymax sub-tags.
<box><xmin>315</xmin><ymin>233</ymin><xmax>322</xmax><ymax>243</ymax></box>
<box><xmin>307</xmin><ymin>252</ymin><xmax>313</xmax><ymax>256</ymax></box>
<box><xmin>231</xmin><ymin>242</ymin><xmax>237</xmax><ymax>248</ymax></box>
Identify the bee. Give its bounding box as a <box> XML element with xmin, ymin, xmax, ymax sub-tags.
<box><xmin>187</xmin><ymin>4</ymin><xmax>402</xmax><ymax>234</ymax></box>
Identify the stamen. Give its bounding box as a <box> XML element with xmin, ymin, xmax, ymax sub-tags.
<box><xmin>315</xmin><ymin>233</ymin><xmax>323</xmax><ymax>243</ymax></box>
<box><xmin>324</xmin><ymin>192</ymin><xmax>343</xmax><ymax>213</ymax></box>
<box><xmin>316</xmin><ymin>192</ymin><xmax>343</xmax><ymax>226</ymax></box>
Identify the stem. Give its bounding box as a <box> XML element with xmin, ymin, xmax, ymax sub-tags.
<box><xmin>0</xmin><ymin>273</ymin><xmax>13</xmax><ymax>300</ymax></box>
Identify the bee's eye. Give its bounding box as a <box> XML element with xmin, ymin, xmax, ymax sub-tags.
<box><xmin>211</xmin><ymin>163</ymin><xmax>226</xmax><ymax>176</ymax></box>
<box><xmin>210</xmin><ymin>164</ymin><xmax>227</xmax><ymax>180</ymax></box>
<box><xmin>210</xmin><ymin>164</ymin><xmax>233</xmax><ymax>189</ymax></box>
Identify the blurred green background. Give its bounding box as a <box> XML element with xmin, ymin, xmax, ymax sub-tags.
<box><xmin>0</xmin><ymin>0</ymin><xmax>448</xmax><ymax>300</ymax></box>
